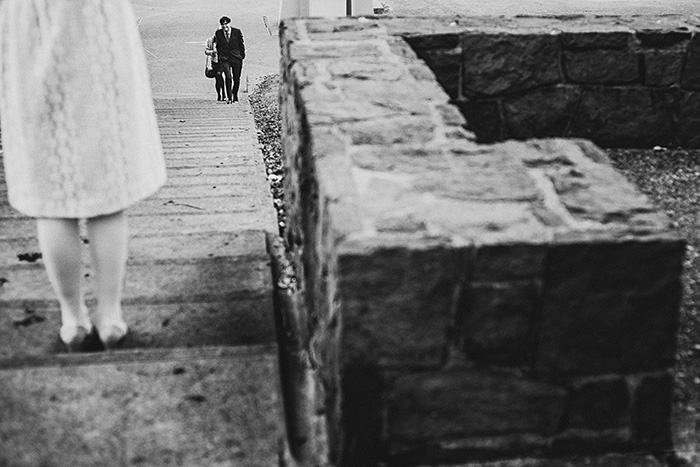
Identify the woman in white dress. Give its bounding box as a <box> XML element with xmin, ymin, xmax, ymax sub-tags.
<box><xmin>0</xmin><ymin>0</ymin><xmax>167</xmax><ymax>350</ymax></box>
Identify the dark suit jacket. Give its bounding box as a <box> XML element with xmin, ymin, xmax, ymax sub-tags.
<box><xmin>214</xmin><ymin>28</ymin><xmax>245</xmax><ymax>62</ymax></box>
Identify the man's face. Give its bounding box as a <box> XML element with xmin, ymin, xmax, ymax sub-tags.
<box><xmin>222</xmin><ymin>22</ymin><xmax>231</xmax><ymax>33</ymax></box>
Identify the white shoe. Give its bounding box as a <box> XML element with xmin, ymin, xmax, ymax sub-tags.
<box><xmin>96</xmin><ymin>321</ymin><xmax>128</xmax><ymax>349</ymax></box>
<box><xmin>59</xmin><ymin>323</ymin><xmax>94</xmax><ymax>352</ymax></box>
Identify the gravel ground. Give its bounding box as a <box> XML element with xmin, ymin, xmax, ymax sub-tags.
<box><xmin>608</xmin><ymin>149</ymin><xmax>700</xmax><ymax>459</ymax></box>
<box><xmin>250</xmin><ymin>75</ymin><xmax>700</xmax><ymax>460</ymax></box>
<box><xmin>249</xmin><ymin>74</ymin><xmax>285</xmax><ymax>236</ymax></box>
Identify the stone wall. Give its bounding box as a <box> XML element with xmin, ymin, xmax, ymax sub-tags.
<box><xmin>394</xmin><ymin>15</ymin><xmax>700</xmax><ymax>148</ymax></box>
<box><xmin>278</xmin><ymin>16</ymin><xmax>687</xmax><ymax>467</ymax></box>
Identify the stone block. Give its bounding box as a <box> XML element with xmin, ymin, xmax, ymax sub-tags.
<box><xmin>389</xmin><ymin>433</ymin><xmax>549</xmax><ymax>466</ymax></box>
<box><xmin>635</xmin><ymin>29</ymin><xmax>691</xmax><ymax>48</ymax></box>
<box><xmin>503</xmin><ymin>85</ymin><xmax>582</xmax><ymax>139</ymax></box>
<box><xmin>545</xmin><ymin>157</ymin><xmax>657</xmax><ymax>225</ymax></box>
<box><xmin>629</xmin><ymin>372</ymin><xmax>674</xmax><ymax>447</ymax></box>
<box><xmin>305</xmin><ymin>18</ymin><xmax>387</xmax><ymax>40</ymax></box>
<box><xmin>339</xmin><ymin>364</ymin><xmax>384</xmax><ymax>466</ymax></box>
<box><xmin>471</xmin><ymin>243</ymin><xmax>547</xmax><ymax>282</ymax></box>
<box><xmin>461</xmin><ymin>281</ymin><xmax>540</xmax><ymax>366</ymax></box>
<box><xmin>550</xmin><ymin>428</ymin><xmax>632</xmax><ymax>457</ymax></box>
<box><xmin>677</xmin><ymin>91</ymin><xmax>700</xmax><ymax>148</ymax></box>
<box><xmin>643</xmin><ymin>50</ymin><xmax>684</xmax><ymax>86</ymax></box>
<box><xmin>537</xmin><ymin>240</ymin><xmax>684</xmax><ymax>376</ymax></box>
<box><xmin>404</xmin><ymin>33</ymin><xmax>461</xmax><ymax>51</ymax></box>
<box><xmin>563</xmin><ymin>49</ymin><xmax>639</xmax><ymax>84</ymax></box>
<box><xmin>504</xmin><ymin>138</ymin><xmax>608</xmax><ymax>168</ymax></box>
<box><xmin>565</xmin><ymin>375</ymin><xmax>631</xmax><ymax>430</ymax></box>
<box><xmin>412</xmin><ymin>156</ymin><xmax>540</xmax><ymax>203</ymax></box>
<box><xmin>680</xmin><ymin>33</ymin><xmax>700</xmax><ymax>90</ymax></box>
<box><xmin>569</xmin><ymin>86</ymin><xmax>675</xmax><ymax>147</ymax></box>
<box><xmin>326</xmin><ymin>59</ymin><xmax>406</xmax><ymax>82</ymax></box>
<box><xmin>461</xmin><ymin>33</ymin><xmax>561</xmax><ymax>96</ymax></box>
<box><xmin>435</xmin><ymin>103</ymin><xmax>468</xmax><ymax>127</ymax></box>
<box><xmin>342</xmin><ymin>149</ymin><xmax>552</xmax><ymax>245</ymax></box>
<box><xmin>562</xmin><ymin>32</ymin><xmax>631</xmax><ymax>49</ymax></box>
<box><xmin>413</xmin><ymin>47</ymin><xmax>462</xmax><ymax>99</ymax></box>
<box><xmin>338</xmin><ymin>247</ymin><xmax>468</xmax><ymax>367</ymax></box>
<box><xmin>387</xmin><ymin>369</ymin><xmax>567</xmax><ymax>442</ymax></box>
<box><xmin>454</xmin><ymin>98</ymin><xmax>503</xmax><ymax>143</ymax></box>
<box><xmin>288</xmin><ymin>39</ymin><xmax>390</xmax><ymax>62</ymax></box>
<box><xmin>338</xmin><ymin>115</ymin><xmax>436</xmax><ymax>145</ymax></box>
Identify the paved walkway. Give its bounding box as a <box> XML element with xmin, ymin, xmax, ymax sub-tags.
<box><xmin>386</xmin><ymin>0</ymin><xmax>699</xmax><ymax>16</ymax></box>
<box><xmin>0</xmin><ymin>96</ymin><xmax>282</xmax><ymax>465</ymax></box>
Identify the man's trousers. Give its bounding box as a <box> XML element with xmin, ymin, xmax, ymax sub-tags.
<box><xmin>220</xmin><ymin>59</ymin><xmax>243</xmax><ymax>101</ymax></box>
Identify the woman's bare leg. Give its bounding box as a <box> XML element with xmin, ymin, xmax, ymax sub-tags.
<box><xmin>86</xmin><ymin>210</ymin><xmax>129</xmax><ymax>345</ymax></box>
<box><xmin>36</xmin><ymin>218</ymin><xmax>91</xmax><ymax>341</ymax></box>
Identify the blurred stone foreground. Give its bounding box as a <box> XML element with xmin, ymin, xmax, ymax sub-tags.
<box><xmin>275</xmin><ymin>12</ymin><xmax>700</xmax><ymax>467</ymax></box>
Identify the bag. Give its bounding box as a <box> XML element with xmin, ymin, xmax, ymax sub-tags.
<box><xmin>205</xmin><ymin>56</ymin><xmax>216</xmax><ymax>79</ymax></box>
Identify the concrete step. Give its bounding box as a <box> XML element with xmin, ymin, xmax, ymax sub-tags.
<box><xmin>1</xmin><ymin>256</ymin><xmax>269</xmax><ymax>303</ymax></box>
<box><xmin>0</xmin><ymin>298</ymin><xmax>275</xmax><ymax>360</ymax></box>
<box><xmin>0</xmin><ymin>345</ymin><xmax>282</xmax><ymax>467</ymax></box>
<box><xmin>0</xmin><ymin>97</ymin><xmax>283</xmax><ymax>466</ymax></box>
<box><xmin>0</xmin><ymin>230</ymin><xmax>268</xmax><ymax>267</ymax></box>
<box><xmin>0</xmin><ymin>211</ymin><xmax>275</xmax><ymax>240</ymax></box>
<box><xmin>0</xmin><ymin>195</ymin><xmax>267</xmax><ymax>219</ymax></box>
<box><xmin>0</xmin><ymin>238</ymin><xmax>275</xmax><ymax>356</ymax></box>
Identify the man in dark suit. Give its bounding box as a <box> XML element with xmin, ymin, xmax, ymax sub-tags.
<box><xmin>214</xmin><ymin>16</ymin><xmax>245</xmax><ymax>104</ymax></box>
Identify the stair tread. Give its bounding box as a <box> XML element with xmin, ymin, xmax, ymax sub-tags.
<box><xmin>0</xmin><ymin>345</ymin><xmax>282</xmax><ymax>467</ymax></box>
<box><xmin>1</xmin><ymin>257</ymin><xmax>270</xmax><ymax>302</ymax></box>
<box><xmin>0</xmin><ymin>299</ymin><xmax>276</xmax><ymax>361</ymax></box>
<box><xmin>0</xmin><ymin>230</ymin><xmax>269</xmax><ymax>268</ymax></box>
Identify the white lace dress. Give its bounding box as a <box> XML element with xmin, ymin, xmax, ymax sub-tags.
<box><xmin>0</xmin><ymin>0</ymin><xmax>166</xmax><ymax>218</ymax></box>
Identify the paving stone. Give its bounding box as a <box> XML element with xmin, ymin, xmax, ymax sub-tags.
<box><xmin>0</xmin><ymin>346</ymin><xmax>282</xmax><ymax>467</ymax></box>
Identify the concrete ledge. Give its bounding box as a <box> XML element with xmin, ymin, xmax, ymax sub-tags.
<box><xmin>279</xmin><ymin>16</ymin><xmax>686</xmax><ymax>466</ymax></box>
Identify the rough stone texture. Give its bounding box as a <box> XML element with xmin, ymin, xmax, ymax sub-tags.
<box><xmin>562</xmin><ymin>31</ymin><xmax>632</xmax><ymax>50</ymax></box>
<box><xmin>460</xmin><ymin>33</ymin><xmax>562</xmax><ymax>96</ymax></box>
<box><xmin>563</xmin><ymin>49</ymin><xmax>640</xmax><ymax>84</ymax></box>
<box><xmin>503</xmin><ymin>85</ymin><xmax>582</xmax><ymax>140</ymax></box>
<box><xmin>388</xmin><ymin>369</ymin><xmax>568</xmax><ymax>440</ymax></box>
<box><xmin>394</xmin><ymin>16</ymin><xmax>700</xmax><ymax>147</ymax></box>
<box><xmin>405</xmin><ymin>34</ymin><xmax>462</xmax><ymax>99</ymax></box>
<box><xmin>570</xmin><ymin>86</ymin><xmax>676</xmax><ymax>147</ymax></box>
<box><xmin>681</xmin><ymin>33</ymin><xmax>700</xmax><ymax>90</ymax></box>
<box><xmin>677</xmin><ymin>91</ymin><xmax>700</xmax><ymax>147</ymax></box>
<box><xmin>629</xmin><ymin>371</ymin><xmax>675</xmax><ymax>447</ymax></box>
<box><xmin>339</xmin><ymin>247</ymin><xmax>466</xmax><ymax>368</ymax></box>
<box><xmin>538</xmin><ymin>240</ymin><xmax>683</xmax><ymax>376</ymax></box>
<box><xmin>279</xmin><ymin>15</ymin><xmax>686</xmax><ymax>467</ymax></box>
<box><xmin>461</xmin><ymin>281</ymin><xmax>540</xmax><ymax>366</ymax></box>
<box><xmin>454</xmin><ymin>98</ymin><xmax>503</xmax><ymax>142</ymax></box>
<box><xmin>643</xmin><ymin>49</ymin><xmax>685</xmax><ymax>86</ymax></box>
<box><xmin>565</xmin><ymin>376</ymin><xmax>631</xmax><ymax>431</ymax></box>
